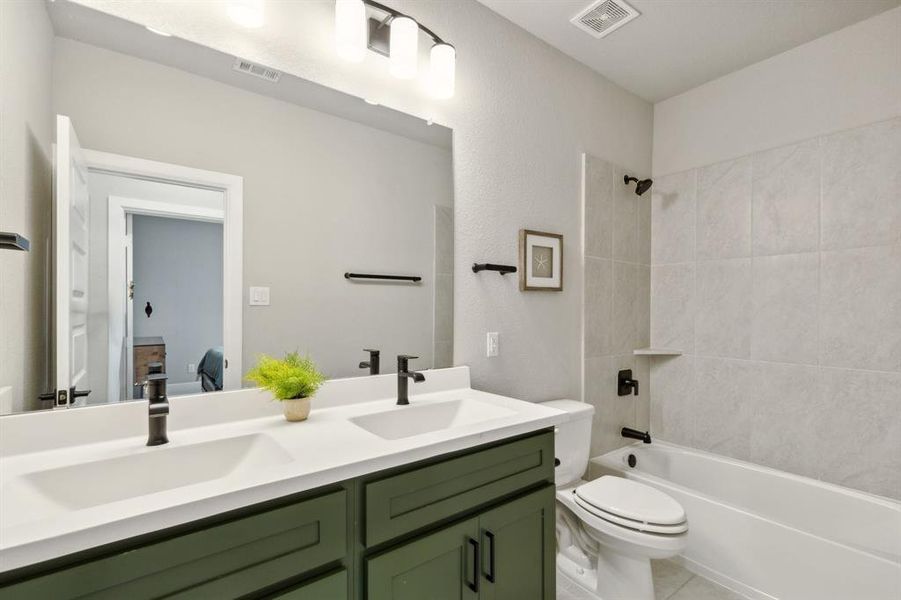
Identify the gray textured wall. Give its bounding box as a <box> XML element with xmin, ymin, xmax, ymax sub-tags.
<box><xmin>0</xmin><ymin>0</ymin><xmax>53</xmax><ymax>413</ymax></box>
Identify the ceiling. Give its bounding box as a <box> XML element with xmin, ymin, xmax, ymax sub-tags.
<box><xmin>475</xmin><ymin>0</ymin><xmax>900</xmax><ymax>102</ymax></box>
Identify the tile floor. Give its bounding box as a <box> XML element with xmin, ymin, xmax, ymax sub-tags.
<box><xmin>556</xmin><ymin>559</ymin><xmax>747</xmax><ymax>600</ymax></box>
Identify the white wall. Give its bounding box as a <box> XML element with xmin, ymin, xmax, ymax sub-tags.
<box><xmin>132</xmin><ymin>215</ymin><xmax>223</xmax><ymax>386</ymax></box>
<box><xmin>0</xmin><ymin>0</ymin><xmax>54</xmax><ymax>413</ymax></box>
<box><xmin>54</xmin><ymin>38</ymin><xmax>453</xmax><ymax>392</ymax></box>
<box><xmin>653</xmin><ymin>6</ymin><xmax>901</xmax><ymax>176</ymax></box>
<box><xmin>75</xmin><ymin>0</ymin><xmax>654</xmax><ymax>402</ymax></box>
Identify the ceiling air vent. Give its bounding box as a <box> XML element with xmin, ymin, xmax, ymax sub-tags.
<box><xmin>571</xmin><ymin>0</ymin><xmax>640</xmax><ymax>39</ymax></box>
<box><xmin>232</xmin><ymin>58</ymin><xmax>281</xmax><ymax>83</ymax></box>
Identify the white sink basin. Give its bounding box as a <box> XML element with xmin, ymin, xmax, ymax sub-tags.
<box><xmin>18</xmin><ymin>433</ymin><xmax>291</xmax><ymax>510</ymax></box>
<box><xmin>350</xmin><ymin>398</ymin><xmax>516</xmax><ymax>440</ymax></box>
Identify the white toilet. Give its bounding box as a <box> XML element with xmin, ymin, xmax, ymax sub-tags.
<box><xmin>543</xmin><ymin>400</ymin><xmax>688</xmax><ymax>600</ymax></box>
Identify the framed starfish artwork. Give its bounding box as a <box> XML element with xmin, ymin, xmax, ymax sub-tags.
<box><xmin>519</xmin><ymin>229</ymin><xmax>563</xmax><ymax>291</ymax></box>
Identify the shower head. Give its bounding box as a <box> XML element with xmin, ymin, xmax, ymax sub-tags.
<box><xmin>624</xmin><ymin>175</ymin><xmax>653</xmax><ymax>196</ymax></box>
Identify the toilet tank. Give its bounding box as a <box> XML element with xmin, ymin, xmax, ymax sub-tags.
<box><xmin>541</xmin><ymin>400</ymin><xmax>594</xmax><ymax>486</ymax></box>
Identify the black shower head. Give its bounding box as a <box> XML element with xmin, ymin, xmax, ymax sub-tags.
<box><xmin>624</xmin><ymin>175</ymin><xmax>653</xmax><ymax>196</ymax></box>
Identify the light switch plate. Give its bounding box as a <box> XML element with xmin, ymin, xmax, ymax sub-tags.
<box><xmin>249</xmin><ymin>286</ymin><xmax>270</xmax><ymax>306</ymax></box>
<box><xmin>487</xmin><ymin>332</ymin><xmax>499</xmax><ymax>357</ymax></box>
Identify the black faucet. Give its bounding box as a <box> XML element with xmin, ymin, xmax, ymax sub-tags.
<box><xmin>397</xmin><ymin>355</ymin><xmax>425</xmax><ymax>405</ymax></box>
<box><xmin>146</xmin><ymin>372</ymin><xmax>169</xmax><ymax>446</ymax></box>
<box><xmin>359</xmin><ymin>348</ymin><xmax>380</xmax><ymax>375</ymax></box>
<box><xmin>617</xmin><ymin>369</ymin><xmax>639</xmax><ymax>396</ymax></box>
<box><xmin>622</xmin><ymin>427</ymin><xmax>651</xmax><ymax>444</ymax></box>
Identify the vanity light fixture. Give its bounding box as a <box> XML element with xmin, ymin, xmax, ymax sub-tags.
<box><xmin>335</xmin><ymin>0</ymin><xmax>367</xmax><ymax>62</ymax></box>
<box><xmin>429</xmin><ymin>42</ymin><xmax>455</xmax><ymax>99</ymax></box>
<box><xmin>228</xmin><ymin>0</ymin><xmax>264</xmax><ymax>29</ymax></box>
<box><xmin>334</xmin><ymin>0</ymin><xmax>456</xmax><ymax>99</ymax></box>
<box><xmin>389</xmin><ymin>15</ymin><xmax>418</xmax><ymax>79</ymax></box>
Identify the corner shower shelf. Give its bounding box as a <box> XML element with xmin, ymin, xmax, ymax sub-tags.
<box><xmin>632</xmin><ymin>348</ymin><xmax>683</xmax><ymax>356</ymax></box>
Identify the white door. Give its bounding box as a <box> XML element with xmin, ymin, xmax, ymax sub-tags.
<box><xmin>53</xmin><ymin>115</ymin><xmax>91</xmax><ymax>408</ymax></box>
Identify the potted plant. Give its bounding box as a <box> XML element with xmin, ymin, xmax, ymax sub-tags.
<box><xmin>245</xmin><ymin>352</ymin><xmax>326</xmax><ymax>422</ymax></box>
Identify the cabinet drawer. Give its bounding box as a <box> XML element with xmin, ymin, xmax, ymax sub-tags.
<box><xmin>270</xmin><ymin>568</ymin><xmax>348</xmax><ymax>600</ymax></box>
<box><xmin>364</xmin><ymin>431</ymin><xmax>554</xmax><ymax>547</ymax></box>
<box><xmin>1</xmin><ymin>489</ymin><xmax>347</xmax><ymax>600</ymax></box>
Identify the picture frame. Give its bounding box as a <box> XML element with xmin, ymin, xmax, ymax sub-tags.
<box><xmin>519</xmin><ymin>229</ymin><xmax>563</xmax><ymax>291</ymax></box>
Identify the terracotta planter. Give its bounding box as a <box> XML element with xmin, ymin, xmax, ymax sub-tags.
<box><xmin>282</xmin><ymin>397</ymin><xmax>311</xmax><ymax>422</ymax></box>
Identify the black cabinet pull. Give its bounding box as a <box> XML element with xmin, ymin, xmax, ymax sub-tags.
<box><xmin>485</xmin><ymin>530</ymin><xmax>496</xmax><ymax>583</ymax></box>
<box><xmin>467</xmin><ymin>537</ymin><xmax>480</xmax><ymax>593</ymax></box>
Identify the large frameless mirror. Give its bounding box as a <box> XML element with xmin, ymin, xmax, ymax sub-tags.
<box><xmin>0</xmin><ymin>0</ymin><xmax>453</xmax><ymax>414</ymax></box>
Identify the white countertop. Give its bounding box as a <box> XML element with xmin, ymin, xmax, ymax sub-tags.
<box><xmin>0</xmin><ymin>367</ymin><xmax>567</xmax><ymax>573</ymax></box>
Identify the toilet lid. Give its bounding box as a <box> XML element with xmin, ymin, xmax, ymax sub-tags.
<box><xmin>575</xmin><ymin>476</ymin><xmax>686</xmax><ymax>527</ymax></box>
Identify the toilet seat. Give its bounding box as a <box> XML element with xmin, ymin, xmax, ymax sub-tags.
<box><xmin>556</xmin><ymin>485</ymin><xmax>688</xmax><ymax>558</ymax></box>
<box><xmin>574</xmin><ymin>476</ymin><xmax>688</xmax><ymax>535</ymax></box>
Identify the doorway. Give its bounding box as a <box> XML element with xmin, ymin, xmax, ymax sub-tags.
<box><xmin>83</xmin><ymin>149</ymin><xmax>243</xmax><ymax>404</ymax></box>
<box><xmin>112</xmin><ymin>202</ymin><xmax>225</xmax><ymax>401</ymax></box>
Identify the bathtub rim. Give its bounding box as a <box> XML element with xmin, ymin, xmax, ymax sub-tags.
<box><xmin>593</xmin><ymin>440</ymin><xmax>901</xmax><ymax>566</ymax></box>
<box><xmin>595</xmin><ymin>440</ymin><xmax>901</xmax><ymax>510</ymax></box>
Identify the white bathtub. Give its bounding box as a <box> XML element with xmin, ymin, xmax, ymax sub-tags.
<box><xmin>592</xmin><ymin>442</ymin><xmax>901</xmax><ymax>600</ymax></box>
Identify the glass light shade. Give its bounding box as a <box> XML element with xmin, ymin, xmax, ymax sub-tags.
<box><xmin>429</xmin><ymin>43</ymin><xmax>455</xmax><ymax>99</ymax></box>
<box><xmin>389</xmin><ymin>16</ymin><xmax>418</xmax><ymax>79</ymax></box>
<box><xmin>227</xmin><ymin>0</ymin><xmax>264</xmax><ymax>28</ymax></box>
<box><xmin>335</xmin><ymin>0</ymin><xmax>366</xmax><ymax>63</ymax></box>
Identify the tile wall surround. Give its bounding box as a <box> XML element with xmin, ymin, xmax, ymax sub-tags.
<box><xmin>649</xmin><ymin>117</ymin><xmax>901</xmax><ymax>499</ymax></box>
<box><xmin>583</xmin><ymin>154</ymin><xmax>651</xmax><ymax>458</ymax></box>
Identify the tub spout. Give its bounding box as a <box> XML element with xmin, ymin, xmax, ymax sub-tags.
<box><xmin>622</xmin><ymin>427</ymin><xmax>651</xmax><ymax>444</ymax></box>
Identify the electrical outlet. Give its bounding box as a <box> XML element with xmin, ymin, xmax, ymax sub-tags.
<box><xmin>486</xmin><ymin>332</ymin><xmax>499</xmax><ymax>357</ymax></box>
<box><xmin>187</xmin><ymin>363</ymin><xmax>196</xmax><ymax>374</ymax></box>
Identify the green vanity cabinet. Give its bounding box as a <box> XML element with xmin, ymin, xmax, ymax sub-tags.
<box><xmin>0</xmin><ymin>429</ymin><xmax>555</xmax><ymax>600</ymax></box>
<box><xmin>270</xmin><ymin>569</ymin><xmax>349</xmax><ymax>600</ymax></box>
<box><xmin>363</xmin><ymin>431</ymin><xmax>554</xmax><ymax>547</ymax></box>
<box><xmin>367</xmin><ymin>518</ymin><xmax>481</xmax><ymax>600</ymax></box>
<box><xmin>478</xmin><ymin>487</ymin><xmax>556</xmax><ymax>600</ymax></box>
<box><xmin>0</xmin><ymin>487</ymin><xmax>349</xmax><ymax>600</ymax></box>
<box><xmin>365</xmin><ymin>486</ymin><xmax>555</xmax><ymax>600</ymax></box>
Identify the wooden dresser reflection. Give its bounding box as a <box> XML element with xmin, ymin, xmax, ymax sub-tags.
<box><xmin>134</xmin><ymin>337</ymin><xmax>166</xmax><ymax>392</ymax></box>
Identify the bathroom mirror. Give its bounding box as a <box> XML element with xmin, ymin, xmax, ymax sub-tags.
<box><xmin>0</xmin><ymin>1</ymin><xmax>453</xmax><ymax>414</ymax></box>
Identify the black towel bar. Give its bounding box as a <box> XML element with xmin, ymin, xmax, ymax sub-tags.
<box><xmin>472</xmin><ymin>263</ymin><xmax>517</xmax><ymax>275</ymax></box>
<box><xmin>345</xmin><ymin>272</ymin><xmax>422</xmax><ymax>283</ymax></box>
<box><xmin>0</xmin><ymin>232</ymin><xmax>30</xmax><ymax>251</ymax></box>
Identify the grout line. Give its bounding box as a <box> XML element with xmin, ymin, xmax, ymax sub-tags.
<box><xmin>680</xmin><ymin>352</ymin><xmax>899</xmax><ymax>376</ymax></box>
<box><xmin>651</xmin><ymin>242</ymin><xmax>896</xmax><ymax>265</ymax></box>
<box><xmin>652</xmin><ymin>115</ymin><xmax>901</xmax><ymax>180</ymax></box>
<box><xmin>666</xmin><ymin>573</ymin><xmax>696</xmax><ymax>600</ymax></box>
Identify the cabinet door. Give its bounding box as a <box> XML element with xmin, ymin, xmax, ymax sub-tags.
<box><xmin>367</xmin><ymin>518</ymin><xmax>480</xmax><ymax>600</ymax></box>
<box><xmin>478</xmin><ymin>486</ymin><xmax>555</xmax><ymax>600</ymax></box>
